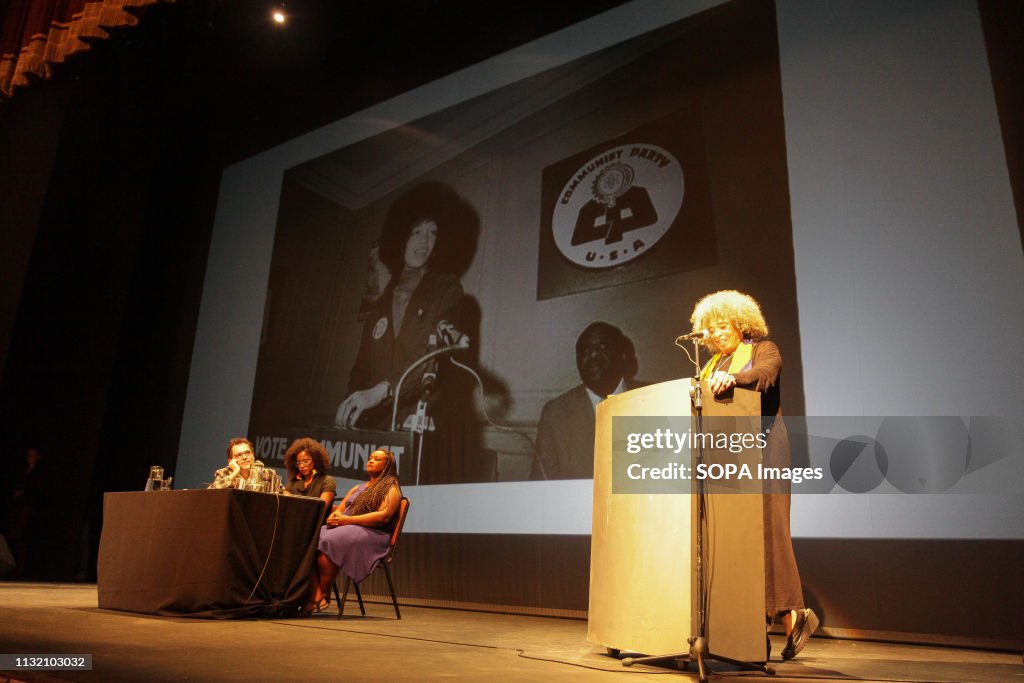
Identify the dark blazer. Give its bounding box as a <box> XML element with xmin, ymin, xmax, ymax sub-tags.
<box><xmin>531</xmin><ymin>380</ymin><xmax>641</xmax><ymax>480</ymax></box>
<box><xmin>348</xmin><ymin>271</ymin><xmax>462</xmax><ymax>427</ymax></box>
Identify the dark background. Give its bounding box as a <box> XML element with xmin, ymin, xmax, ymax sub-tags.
<box><xmin>0</xmin><ymin>0</ymin><xmax>630</xmax><ymax>580</ymax></box>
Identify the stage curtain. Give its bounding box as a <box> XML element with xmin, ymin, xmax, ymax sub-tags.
<box><xmin>0</xmin><ymin>0</ymin><xmax>173</xmax><ymax>98</ymax></box>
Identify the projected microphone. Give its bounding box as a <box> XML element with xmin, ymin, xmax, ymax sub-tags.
<box><xmin>675</xmin><ymin>329</ymin><xmax>709</xmax><ymax>343</ymax></box>
<box><xmin>437</xmin><ymin>320</ymin><xmax>470</xmax><ymax>348</ymax></box>
<box><xmin>421</xmin><ymin>334</ymin><xmax>439</xmax><ymax>394</ymax></box>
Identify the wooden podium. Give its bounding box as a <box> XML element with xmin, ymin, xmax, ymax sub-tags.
<box><xmin>588</xmin><ymin>378</ymin><xmax>766</xmax><ymax>662</ymax></box>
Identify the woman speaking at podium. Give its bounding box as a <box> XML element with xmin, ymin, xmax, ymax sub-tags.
<box><xmin>690</xmin><ymin>289</ymin><xmax>818</xmax><ymax>660</ymax></box>
<box><xmin>334</xmin><ymin>184</ymin><xmax>464</xmax><ymax>430</ymax></box>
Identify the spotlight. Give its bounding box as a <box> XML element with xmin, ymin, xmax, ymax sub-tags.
<box><xmin>271</xmin><ymin>5</ymin><xmax>286</xmax><ymax>24</ymax></box>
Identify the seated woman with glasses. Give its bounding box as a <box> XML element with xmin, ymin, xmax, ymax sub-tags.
<box><xmin>208</xmin><ymin>437</ymin><xmax>256</xmax><ymax>489</ymax></box>
<box><xmin>300</xmin><ymin>448</ymin><xmax>401</xmax><ymax>616</ymax></box>
<box><xmin>282</xmin><ymin>437</ymin><xmax>337</xmax><ymax>522</ymax></box>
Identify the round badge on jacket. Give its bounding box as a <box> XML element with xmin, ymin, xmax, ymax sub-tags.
<box><xmin>372</xmin><ymin>316</ymin><xmax>388</xmax><ymax>340</ymax></box>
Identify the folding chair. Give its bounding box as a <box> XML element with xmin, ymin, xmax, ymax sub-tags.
<box><xmin>333</xmin><ymin>496</ymin><xmax>410</xmax><ymax>619</ymax></box>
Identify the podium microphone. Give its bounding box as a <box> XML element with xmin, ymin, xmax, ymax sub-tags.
<box><xmin>437</xmin><ymin>320</ymin><xmax>470</xmax><ymax>348</ymax></box>
<box><xmin>421</xmin><ymin>334</ymin><xmax>439</xmax><ymax>393</ymax></box>
<box><xmin>675</xmin><ymin>329</ymin><xmax>709</xmax><ymax>343</ymax></box>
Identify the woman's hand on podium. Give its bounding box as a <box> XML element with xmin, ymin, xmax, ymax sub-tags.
<box><xmin>708</xmin><ymin>371</ymin><xmax>736</xmax><ymax>395</ymax></box>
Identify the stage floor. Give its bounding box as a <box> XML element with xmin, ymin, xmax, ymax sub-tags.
<box><xmin>0</xmin><ymin>583</ymin><xmax>1021</xmax><ymax>682</ymax></box>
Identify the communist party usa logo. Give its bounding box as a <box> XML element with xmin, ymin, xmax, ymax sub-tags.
<box><xmin>551</xmin><ymin>143</ymin><xmax>684</xmax><ymax>269</ymax></box>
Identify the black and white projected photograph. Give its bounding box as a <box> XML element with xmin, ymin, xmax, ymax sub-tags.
<box><xmin>246</xmin><ymin>1</ymin><xmax>804</xmax><ymax>489</ymax></box>
<box><xmin>2</xmin><ymin>0</ymin><xmax>1023</xmax><ymax>680</ymax></box>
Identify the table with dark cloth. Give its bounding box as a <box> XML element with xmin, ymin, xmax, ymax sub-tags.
<box><xmin>97</xmin><ymin>489</ymin><xmax>323</xmax><ymax>617</ymax></box>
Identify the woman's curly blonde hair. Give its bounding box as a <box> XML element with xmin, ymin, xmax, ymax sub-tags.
<box><xmin>690</xmin><ymin>290</ymin><xmax>769</xmax><ymax>352</ymax></box>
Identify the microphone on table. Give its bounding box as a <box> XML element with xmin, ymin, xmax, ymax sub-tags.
<box><xmin>675</xmin><ymin>329</ymin><xmax>709</xmax><ymax>343</ymax></box>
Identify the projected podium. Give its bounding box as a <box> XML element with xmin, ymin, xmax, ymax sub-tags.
<box><xmin>588</xmin><ymin>378</ymin><xmax>766</xmax><ymax>663</ymax></box>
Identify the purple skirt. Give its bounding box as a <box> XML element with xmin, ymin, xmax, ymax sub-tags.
<box><xmin>318</xmin><ymin>524</ymin><xmax>390</xmax><ymax>583</ymax></box>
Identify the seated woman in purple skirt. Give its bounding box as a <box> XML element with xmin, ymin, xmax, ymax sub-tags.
<box><xmin>302</xmin><ymin>448</ymin><xmax>402</xmax><ymax>615</ymax></box>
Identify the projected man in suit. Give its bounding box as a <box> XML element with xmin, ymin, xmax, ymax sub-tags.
<box><xmin>530</xmin><ymin>322</ymin><xmax>638</xmax><ymax>480</ymax></box>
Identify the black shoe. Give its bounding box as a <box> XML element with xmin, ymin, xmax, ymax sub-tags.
<box><xmin>781</xmin><ymin>609</ymin><xmax>819</xmax><ymax>660</ymax></box>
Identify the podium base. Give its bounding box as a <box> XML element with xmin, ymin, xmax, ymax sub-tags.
<box><xmin>621</xmin><ymin>636</ymin><xmax>774</xmax><ymax>683</ymax></box>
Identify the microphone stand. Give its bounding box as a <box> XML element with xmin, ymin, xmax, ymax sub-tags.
<box><xmin>390</xmin><ymin>336</ymin><xmax>470</xmax><ymax>486</ymax></box>
<box><xmin>622</xmin><ymin>338</ymin><xmax>772</xmax><ymax>682</ymax></box>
